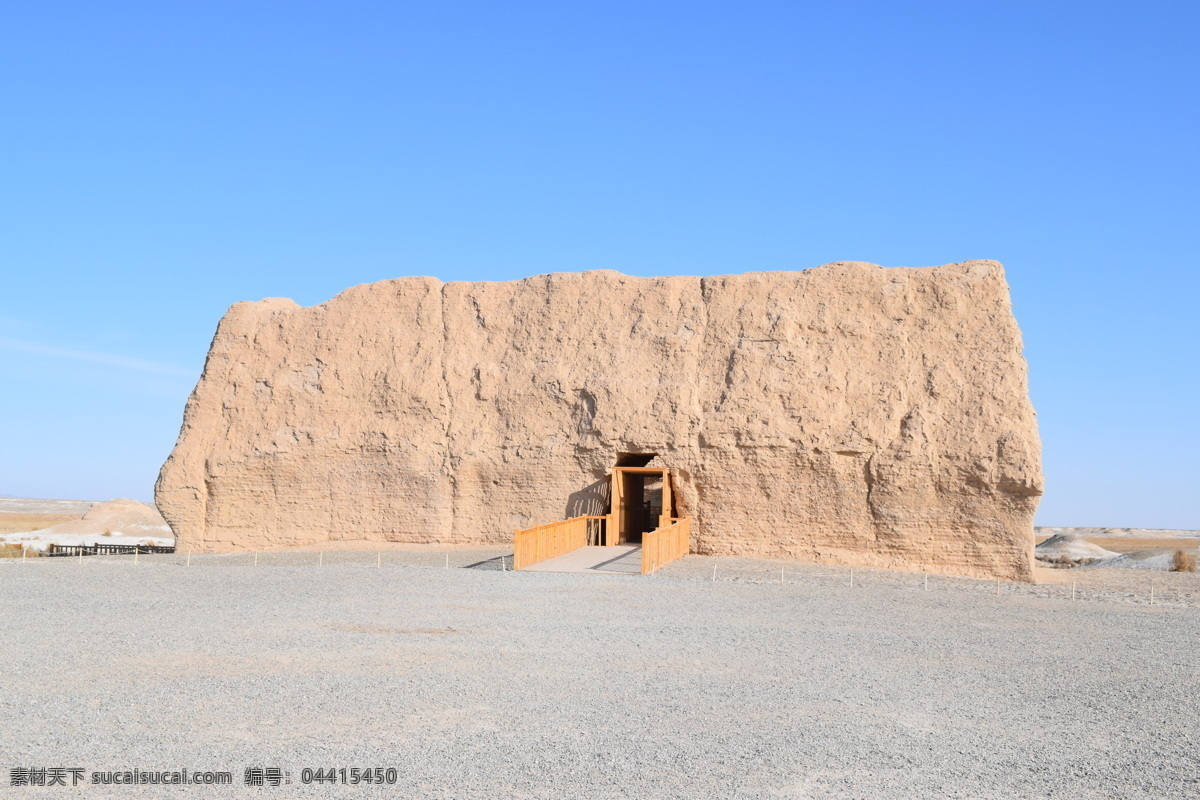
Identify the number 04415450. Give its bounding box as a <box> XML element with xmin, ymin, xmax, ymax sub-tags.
<box><xmin>299</xmin><ymin>767</ymin><xmax>398</xmax><ymax>785</ymax></box>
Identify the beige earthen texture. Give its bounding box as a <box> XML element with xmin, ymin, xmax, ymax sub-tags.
<box><xmin>156</xmin><ymin>261</ymin><xmax>1042</xmax><ymax>579</ymax></box>
<box><xmin>50</xmin><ymin>498</ymin><xmax>169</xmax><ymax>536</ymax></box>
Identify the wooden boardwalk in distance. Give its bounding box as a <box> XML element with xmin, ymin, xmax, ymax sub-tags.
<box><xmin>520</xmin><ymin>545</ymin><xmax>642</xmax><ymax>575</ymax></box>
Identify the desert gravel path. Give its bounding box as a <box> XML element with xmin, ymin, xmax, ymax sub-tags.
<box><xmin>1</xmin><ymin>557</ymin><xmax>1197</xmax><ymax>799</ymax></box>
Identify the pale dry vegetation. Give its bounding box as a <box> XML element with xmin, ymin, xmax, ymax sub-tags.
<box><xmin>1172</xmin><ymin>549</ymin><xmax>1198</xmax><ymax>572</ymax></box>
<box><xmin>0</xmin><ymin>544</ymin><xmax>39</xmax><ymax>559</ymax></box>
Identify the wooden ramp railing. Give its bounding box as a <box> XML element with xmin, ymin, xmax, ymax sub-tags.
<box><xmin>513</xmin><ymin>516</ymin><xmax>606</xmax><ymax>570</ymax></box>
<box><xmin>642</xmin><ymin>518</ymin><xmax>690</xmax><ymax>574</ymax></box>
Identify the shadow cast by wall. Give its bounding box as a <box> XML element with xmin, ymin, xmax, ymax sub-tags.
<box><xmin>567</xmin><ymin>476</ymin><xmax>610</xmax><ymax>518</ymax></box>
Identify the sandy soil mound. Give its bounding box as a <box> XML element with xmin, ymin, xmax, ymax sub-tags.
<box><xmin>1079</xmin><ymin>550</ymin><xmax>1179</xmax><ymax>571</ymax></box>
<box><xmin>0</xmin><ymin>498</ymin><xmax>172</xmax><ymax>552</ymax></box>
<box><xmin>1035</xmin><ymin>533</ymin><xmax>1119</xmax><ymax>565</ymax></box>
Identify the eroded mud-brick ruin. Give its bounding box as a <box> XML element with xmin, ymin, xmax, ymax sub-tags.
<box><xmin>157</xmin><ymin>261</ymin><xmax>1042</xmax><ymax>579</ymax></box>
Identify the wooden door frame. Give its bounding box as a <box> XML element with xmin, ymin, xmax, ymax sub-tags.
<box><xmin>605</xmin><ymin>467</ymin><xmax>672</xmax><ymax>545</ymax></box>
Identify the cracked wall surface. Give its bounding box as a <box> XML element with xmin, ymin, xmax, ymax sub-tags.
<box><xmin>156</xmin><ymin>261</ymin><xmax>1042</xmax><ymax>579</ymax></box>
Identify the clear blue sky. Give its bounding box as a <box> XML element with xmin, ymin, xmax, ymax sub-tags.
<box><xmin>1</xmin><ymin>1</ymin><xmax>1196</xmax><ymax>528</ymax></box>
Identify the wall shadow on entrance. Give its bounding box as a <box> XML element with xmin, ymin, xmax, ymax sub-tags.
<box><xmin>566</xmin><ymin>476</ymin><xmax>610</xmax><ymax>518</ymax></box>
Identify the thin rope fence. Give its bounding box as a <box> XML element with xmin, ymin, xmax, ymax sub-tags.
<box><xmin>2</xmin><ymin>548</ymin><xmax>514</xmax><ymax>571</ymax></box>
<box><xmin>7</xmin><ymin>547</ymin><xmax>1198</xmax><ymax>609</ymax></box>
<box><xmin>657</xmin><ymin>556</ymin><xmax>1200</xmax><ymax>609</ymax></box>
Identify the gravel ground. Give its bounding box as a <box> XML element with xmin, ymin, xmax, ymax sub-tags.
<box><xmin>2</xmin><ymin>555</ymin><xmax>1198</xmax><ymax>799</ymax></box>
<box><xmin>659</xmin><ymin>555</ymin><xmax>1200</xmax><ymax>609</ymax></box>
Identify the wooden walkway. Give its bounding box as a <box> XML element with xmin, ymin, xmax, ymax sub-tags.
<box><xmin>520</xmin><ymin>545</ymin><xmax>642</xmax><ymax>575</ymax></box>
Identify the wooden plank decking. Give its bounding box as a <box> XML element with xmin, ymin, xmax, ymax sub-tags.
<box><xmin>520</xmin><ymin>545</ymin><xmax>642</xmax><ymax>575</ymax></box>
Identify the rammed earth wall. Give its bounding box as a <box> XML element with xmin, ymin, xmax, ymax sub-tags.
<box><xmin>156</xmin><ymin>261</ymin><xmax>1042</xmax><ymax>579</ymax></box>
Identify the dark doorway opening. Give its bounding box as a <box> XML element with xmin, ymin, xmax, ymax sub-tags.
<box><xmin>608</xmin><ymin>465</ymin><xmax>672</xmax><ymax>545</ymax></box>
<box><xmin>619</xmin><ymin>472</ymin><xmax>664</xmax><ymax>544</ymax></box>
<box><xmin>615</xmin><ymin>452</ymin><xmax>657</xmax><ymax>468</ymax></box>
